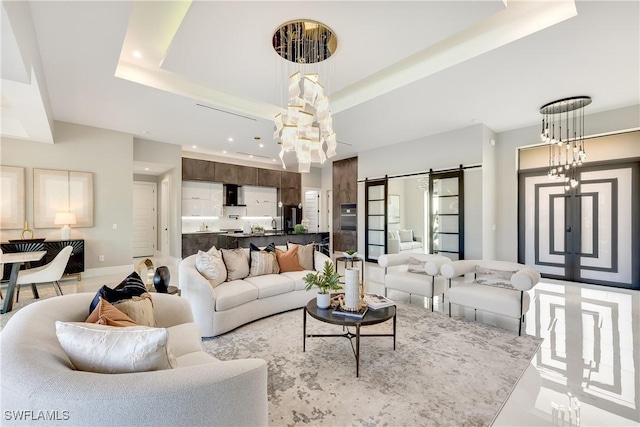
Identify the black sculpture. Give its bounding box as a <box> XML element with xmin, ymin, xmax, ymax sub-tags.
<box><xmin>153</xmin><ymin>266</ymin><xmax>170</xmax><ymax>293</ymax></box>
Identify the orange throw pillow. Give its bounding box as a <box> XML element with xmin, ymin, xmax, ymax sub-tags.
<box><xmin>86</xmin><ymin>297</ymin><xmax>138</xmax><ymax>327</ymax></box>
<box><xmin>276</xmin><ymin>246</ymin><xmax>304</xmax><ymax>272</ymax></box>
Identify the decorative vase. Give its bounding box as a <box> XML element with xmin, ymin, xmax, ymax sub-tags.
<box><xmin>344</xmin><ymin>268</ymin><xmax>360</xmax><ymax>310</ymax></box>
<box><xmin>317</xmin><ymin>292</ymin><xmax>331</xmax><ymax>309</ymax></box>
<box><xmin>153</xmin><ymin>266</ymin><xmax>170</xmax><ymax>293</ymax></box>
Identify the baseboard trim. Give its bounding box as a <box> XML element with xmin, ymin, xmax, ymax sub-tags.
<box><xmin>83</xmin><ymin>264</ymin><xmax>136</xmax><ymax>278</ymax></box>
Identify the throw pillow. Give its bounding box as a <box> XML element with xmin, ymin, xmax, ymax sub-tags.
<box><xmin>287</xmin><ymin>242</ymin><xmax>315</xmax><ymax>270</ymax></box>
<box><xmin>249</xmin><ymin>250</ymin><xmax>279</xmax><ymax>277</ymax></box>
<box><xmin>196</xmin><ymin>247</ymin><xmax>227</xmax><ymax>288</ymax></box>
<box><xmin>399</xmin><ymin>229</ymin><xmax>414</xmax><ymax>243</ymax></box>
<box><xmin>89</xmin><ymin>271</ymin><xmax>147</xmax><ymax>314</ymax></box>
<box><xmin>221</xmin><ymin>248</ymin><xmax>250</xmax><ymax>281</ymax></box>
<box><xmin>407</xmin><ymin>257</ymin><xmax>426</xmax><ymax>274</ymax></box>
<box><xmin>249</xmin><ymin>242</ymin><xmax>276</xmax><ymax>267</ymax></box>
<box><xmin>86</xmin><ymin>297</ymin><xmax>138</xmax><ymax>327</ymax></box>
<box><xmin>113</xmin><ymin>293</ymin><xmax>157</xmax><ymax>327</ymax></box>
<box><xmin>389</xmin><ymin>230</ymin><xmax>400</xmax><ymax>241</ymax></box>
<box><xmin>275</xmin><ymin>246</ymin><xmax>304</xmax><ymax>272</ymax></box>
<box><xmin>55</xmin><ymin>321</ymin><xmax>177</xmax><ymax>374</ymax></box>
<box><xmin>474</xmin><ymin>266</ymin><xmax>518</xmax><ymax>290</ymax></box>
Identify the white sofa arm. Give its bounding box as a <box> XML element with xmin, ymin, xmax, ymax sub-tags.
<box><xmin>178</xmin><ymin>255</ymin><xmax>217</xmax><ymax>338</ymax></box>
<box><xmin>314</xmin><ymin>250</ymin><xmax>333</xmax><ymax>271</ymax></box>
<box><xmin>387</xmin><ymin>238</ymin><xmax>400</xmax><ymax>254</ymax></box>
<box><xmin>424</xmin><ymin>257</ymin><xmax>451</xmax><ymax>276</ymax></box>
<box><xmin>511</xmin><ymin>266</ymin><xmax>542</xmax><ymax>291</ymax></box>
<box><xmin>440</xmin><ymin>260</ymin><xmax>479</xmax><ymax>279</ymax></box>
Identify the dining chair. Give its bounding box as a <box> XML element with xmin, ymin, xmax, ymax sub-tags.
<box><xmin>15</xmin><ymin>245</ymin><xmax>73</xmax><ymax>299</ymax></box>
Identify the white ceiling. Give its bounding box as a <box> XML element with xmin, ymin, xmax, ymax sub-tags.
<box><xmin>1</xmin><ymin>1</ymin><xmax>638</xmax><ymax>173</ymax></box>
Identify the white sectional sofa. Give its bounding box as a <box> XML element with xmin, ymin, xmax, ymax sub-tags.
<box><xmin>179</xmin><ymin>247</ymin><xmax>333</xmax><ymax>337</ymax></box>
<box><xmin>437</xmin><ymin>260</ymin><xmax>541</xmax><ymax>335</ymax></box>
<box><xmin>387</xmin><ymin>229</ymin><xmax>424</xmax><ymax>254</ymax></box>
<box><xmin>377</xmin><ymin>253</ymin><xmax>451</xmax><ymax>311</ymax></box>
<box><xmin>0</xmin><ymin>293</ymin><xmax>268</xmax><ymax>426</ymax></box>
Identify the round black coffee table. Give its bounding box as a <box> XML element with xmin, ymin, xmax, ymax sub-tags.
<box><xmin>303</xmin><ymin>295</ymin><xmax>396</xmax><ymax>377</ymax></box>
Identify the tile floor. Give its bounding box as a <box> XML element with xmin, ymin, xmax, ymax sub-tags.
<box><xmin>362</xmin><ymin>262</ymin><xmax>640</xmax><ymax>427</ymax></box>
<box><xmin>2</xmin><ymin>257</ymin><xmax>637</xmax><ymax>426</ymax></box>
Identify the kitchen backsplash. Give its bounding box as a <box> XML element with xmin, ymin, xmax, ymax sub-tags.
<box><xmin>182</xmin><ymin>216</ymin><xmax>281</xmax><ymax>233</ymax></box>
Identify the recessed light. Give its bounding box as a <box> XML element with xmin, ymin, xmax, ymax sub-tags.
<box><xmin>192</xmin><ymin>145</ymin><xmax>197</xmax><ymax>149</ymax></box>
<box><xmin>272</xmin><ymin>159</ymin><xmax>276</xmax><ymax>162</ymax></box>
<box><xmin>228</xmin><ymin>137</ymin><xmax>234</xmax><ymax>142</ymax></box>
<box><xmin>222</xmin><ymin>150</ymin><xmax>227</xmax><ymax>154</ymax></box>
<box><xmin>142</xmin><ymin>130</ymin><xmax>150</xmax><ymax>134</ymax></box>
<box><xmin>144</xmin><ymin>167</ymin><xmax>150</xmax><ymax>171</ymax></box>
<box><xmin>259</xmin><ymin>143</ymin><xmax>264</xmax><ymax>148</ymax></box>
<box><xmin>249</xmin><ymin>155</ymin><xmax>254</xmax><ymax>158</ymax></box>
<box><xmin>133</xmin><ymin>50</ymin><xmax>142</xmax><ymax>59</ymax></box>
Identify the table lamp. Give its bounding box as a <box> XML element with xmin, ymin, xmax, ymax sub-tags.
<box><xmin>54</xmin><ymin>212</ymin><xmax>76</xmax><ymax>240</ymax></box>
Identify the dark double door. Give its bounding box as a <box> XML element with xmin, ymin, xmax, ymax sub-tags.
<box><xmin>519</xmin><ymin>162</ymin><xmax>639</xmax><ymax>289</ymax></box>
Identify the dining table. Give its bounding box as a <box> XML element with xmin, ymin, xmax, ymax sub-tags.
<box><xmin>1</xmin><ymin>250</ymin><xmax>47</xmax><ymax>314</ymax></box>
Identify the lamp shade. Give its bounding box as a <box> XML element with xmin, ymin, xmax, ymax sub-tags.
<box><xmin>54</xmin><ymin>212</ymin><xmax>77</xmax><ymax>226</ymax></box>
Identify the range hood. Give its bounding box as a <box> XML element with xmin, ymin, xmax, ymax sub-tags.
<box><xmin>223</xmin><ymin>184</ymin><xmax>245</xmax><ymax>206</ymax></box>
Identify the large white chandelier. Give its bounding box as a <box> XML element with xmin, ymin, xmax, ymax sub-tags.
<box><xmin>272</xmin><ymin>20</ymin><xmax>338</xmax><ymax>173</ymax></box>
<box><xmin>540</xmin><ymin>96</ymin><xmax>591</xmax><ymax>191</ymax></box>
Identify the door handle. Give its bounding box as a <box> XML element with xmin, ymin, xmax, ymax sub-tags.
<box><xmin>566</xmin><ymin>226</ymin><xmax>572</xmax><ymax>232</ymax></box>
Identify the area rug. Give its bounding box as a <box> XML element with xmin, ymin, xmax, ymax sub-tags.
<box><xmin>204</xmin><ymin>303</ymin><xmax>542</xmax><ymax>426</ymax></box>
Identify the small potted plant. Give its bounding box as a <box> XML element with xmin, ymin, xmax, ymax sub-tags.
<box><xmin>294</xmin><ymin>224</ymin><xmax>306</xmax><ymax>234</ymax></box>
<box><xmin>303</xmin><ymin>261</ymin><xmax>342</xmax><ymax>309</ymax></box>
<box><xmin>343</xmin><ymin>249</ymin><xmax>357</xmax><ymax>259</ymax></box>
<box><xmin>251</xmin><ymin>224</ymin><xmax>265</xmax><ymax>235</ymax></box>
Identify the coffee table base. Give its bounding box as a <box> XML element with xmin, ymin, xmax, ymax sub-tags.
<box><xmin>303</xmin><ymin>309</ymin><xmax>396</xmax><ymax>377</ymax></box>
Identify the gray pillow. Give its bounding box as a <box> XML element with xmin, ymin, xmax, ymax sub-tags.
<box><xmin>221</xmin><ymin>248</ymin><xmax>249</xmax><ymax>281</ymax></box>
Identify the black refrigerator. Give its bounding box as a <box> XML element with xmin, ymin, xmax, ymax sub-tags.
<box><xmin>282</xmin><ymin>205</ymin><xmax>302</xmax><ymax>233</ymax></box>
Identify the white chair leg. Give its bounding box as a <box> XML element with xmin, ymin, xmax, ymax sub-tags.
<box><xmin>53</xmin><ymin>281</ymin><xmax>63</xmax><ymax>296</ymax></box>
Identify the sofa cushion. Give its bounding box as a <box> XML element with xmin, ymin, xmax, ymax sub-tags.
<box><xmin>399</xmin><ymin>229</ymin><xmax>414</xmax><ymax>242</ymax></box>
<box><xmin>243</xmin><ymin>274</ymin><xmax>296</xmax><ymax>299</ymax></box>
<box><xmin>388</xmin><ymin>230</ymin><xmax>400</xmax><ymax>240</ymax></box>
<box><xmin>222</xmin><ymin>248</ymin><xmax>250</xmax><ymax>281</ymax></box>
<box><xmin>407</xmin><ymin>257</ymin><xmax>426</xmax><ymax>274</ymax></box>
<box><xmin>166</xmin><ymin>322</ymin><xmax>204</xmax><ymax>358</ymax></box>
<box><xmin>55</xmin><ymin>321</ymin><xmax>177</xmax><ymax>373</ymax></box>
<box><xmin>385</xmin><ymin>271</ymin><xmax>439</xmax><ymax>298</ymax></box>
<box><xmin>449</xmin><ymin>283</ymin><xmax>530</xmax><ymax>319</ymax></box>
<box><xmin>276</xmin><ymin>246</ymin><xmax>304</xmax><ymax>272</ymax></box>
<box><xmin>86</xmin><ymin>298</ymin><xmax>138</xmax><ymax>327</ymax></box>
<box><xmin>112</xmin><ymin>293</ymin><xmax>157</xmax><ymax>327</ymax></box>
<box><xmin>214</xmin><ymin>280</ymin><xmax>259</xmax><ymax>311</ymax></box>
<box><xmin>249</xmin><ymin>250</ymin><xmax>279</xmax><ymax>277</ymax></box>
<box><xmin>280</xmin><ymin>270</ymin><xmax>315</xmax><ymax>291</ymax></box>
<box><xmin>287</xmin><ymin>242</ymin><xmax>315</xmax><ymax>270</ymax></box>
<box><xmin>176</xmin><ymin>351</ymin><xmax>220</xmax><ymax>367</ymax></box>
<box><xmin>196</xmin><ymin>247</ymin><xmax>227</xmax><ymax>288</ymax></box>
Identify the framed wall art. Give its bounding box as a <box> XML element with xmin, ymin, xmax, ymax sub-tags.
<box><xmin>33</xmin><ymin>168</ymin><xmax>94</xmax><ymax>228</ymax></box>
<box><xmin>0</xmin><ymin>166</ymin><xmax>26</xmax><ymax>229</ymax></box>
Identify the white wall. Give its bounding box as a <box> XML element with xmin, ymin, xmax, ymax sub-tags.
<box><xmin>495</xmin><ymin>104</ymin><xmax>640</xmax><ymax>262</ymax></box>
<box><xmin>0</xmin><ymin>121</ymin><xmax>134</xmax><ymax>273</ymax></box>
<box><xmin>481</xmin><ymin>125</ymin><xmax>497</xmax><ymax>260</ymax></box>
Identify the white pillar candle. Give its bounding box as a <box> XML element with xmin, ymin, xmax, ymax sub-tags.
<box><xmin>344</xmin><ymin>268</ymin><xmax>360</xmax><ymax>310</ymax></box>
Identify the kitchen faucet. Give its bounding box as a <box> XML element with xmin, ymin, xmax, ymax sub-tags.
<box><xmin>271</xmin><ymin>218</ymin><xmax>277</xmax><ymax>230</ymax></box>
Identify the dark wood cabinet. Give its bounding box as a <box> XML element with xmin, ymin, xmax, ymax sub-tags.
<box><xmin>1</xmin><ymin>239</ymin><xmax>85</xmax><ymax>280</ymax></box>
<box><xmin>236</xmin><ymin>165</ymin><xmax>257</xmax><ymax>186</ymax></box>
<box><xmin>257</xmin><ymin>168</ymin><xmax>281</xmax><ymax>188</ymax></box>
<box><xmin>281</xmin><ymin>171</ymin><xmax>301</xmax><ymax>189</ymax></box>
<box><xmin>214</xmin><ymin>162</ymin><xmax>238</xmax><ymax>184</ymax></box>
<box><xmin>280</xmin><ymin>188</ymin><xmax>301</xmax><ymax>206</ymax></box>
<box><xmin>182</xmin><ymin>158</ymin><xmax>215</xmax><ymax>181</ymax></box>
<box><xmin>332</xmin><ymin>157</ymin><xmax>358</xmax><ymax>252</ymax></box>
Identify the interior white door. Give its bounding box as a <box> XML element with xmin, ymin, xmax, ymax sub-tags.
<box><xmin>133</xmin><ymin>182</ymin><xmax>157</xmax><ymax>258</ymax></box>
<box><xmin>161</xmin><ymin>178</ymin><xmax>170</xmax><ymax>257</ymax></box>
<box><xmin>304</xmin><ymin>189</ymin><xmax>320</xmax><ymax>233</ymax></box>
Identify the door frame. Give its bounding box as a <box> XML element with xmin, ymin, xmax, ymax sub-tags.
<box><xmin>364</xmin><ymin>177</ymin><xmax>388</xmax><ymax>262</ymax></box>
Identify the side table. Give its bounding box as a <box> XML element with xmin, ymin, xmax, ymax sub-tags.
<box><xmin>151</xmin><ymin>285</ymin><xmax>180</xmax><ymax>296</ymax></box>
<box><xmin>335</xmin><ymin>256</ymin><xmax>364</xmax><ymax>286</ymax></box>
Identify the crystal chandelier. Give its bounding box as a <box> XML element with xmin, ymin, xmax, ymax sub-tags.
<box><xmin>272</xmin><ymin>20</ymin><xmax>338</xmax><ymax>173</ymax></box>
<box><xmin>539</xmin><ymin>96</ymin><xmax>591</xmax><ymax>191</ymax></box>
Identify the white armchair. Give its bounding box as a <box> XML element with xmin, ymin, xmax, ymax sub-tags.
<box><xmin>438</xmin><ymin>260</ymin><xmax>541</xmax><ymax>335</ymax></box>
<box><xmin>378</xmin><ymin>253</ymin><xmax>450</xmax><ymax>311</ymax></box>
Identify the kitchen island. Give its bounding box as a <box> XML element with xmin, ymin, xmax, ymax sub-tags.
<box><xmin>216</xmin><ymin>231</ymin><xmax>329</xmax><ymax>250</ymax></box>
<box><xmin>182</xmin><ymin>231</ymin><xmax>329</xmax><ymax>256</ymax></box>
